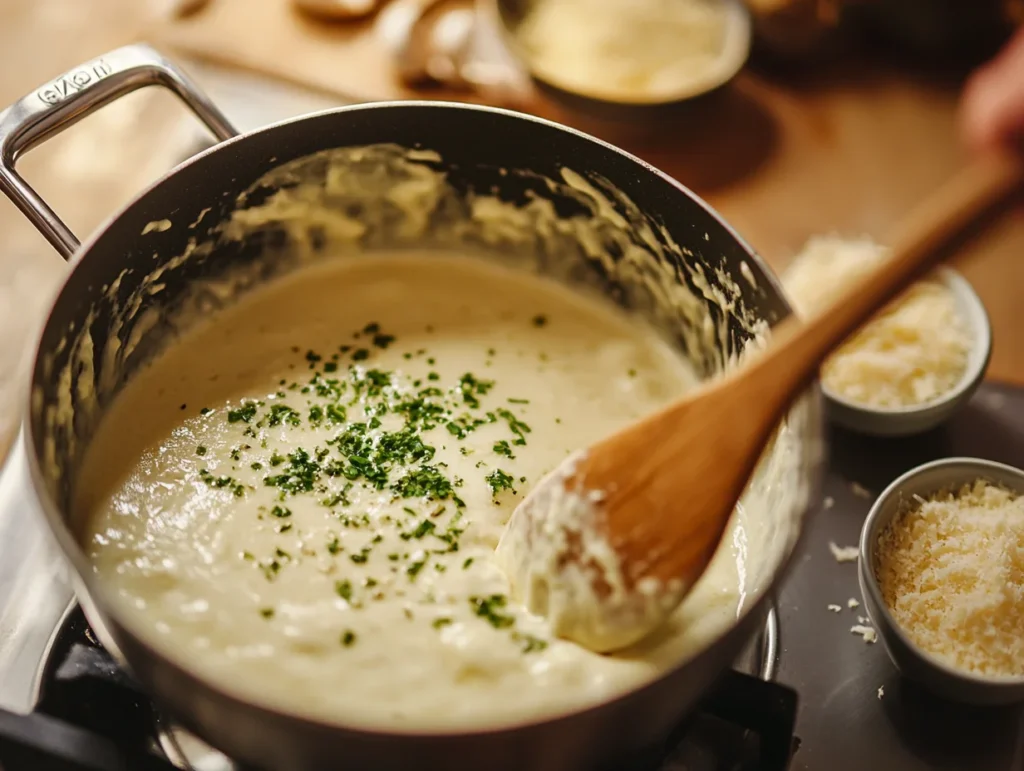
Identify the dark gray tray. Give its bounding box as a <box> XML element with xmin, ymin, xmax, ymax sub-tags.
<box><xmin>779</xmin><ymin>382</ymin><xmax>1024</xmax><ymax>770</ymax></box>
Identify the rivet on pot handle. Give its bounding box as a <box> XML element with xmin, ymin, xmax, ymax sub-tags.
<box><xmin>0</xmin><ymin>43</ymin><xmax>238</xmax><ymax>261</ymax></box>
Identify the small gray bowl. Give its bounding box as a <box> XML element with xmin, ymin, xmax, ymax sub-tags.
<box><xmin>859</xmin><ymin>457</ymin><xmax>1024</xmax><ymax>705</ymax></box>
<box><xmin>490</xmin><ymin>0</ymin><xmax>752</xmax><ymax>115</ymax></box>
<box><xmin>825</xmin><ymin>268</ymin><xmax>991</xmax><ymax>437</ymax></box>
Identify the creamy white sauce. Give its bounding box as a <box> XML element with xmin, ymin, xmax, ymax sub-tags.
<box><xmin>76</xmin><ymin>253</ymin><xmax>759</xmax><ymax>731</ymax></box>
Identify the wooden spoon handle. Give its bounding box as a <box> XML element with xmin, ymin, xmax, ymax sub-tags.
<box><xmin>755</xmin><ymin>151</ymin><xmax>1023</xmax><ymax>403</ymax></box>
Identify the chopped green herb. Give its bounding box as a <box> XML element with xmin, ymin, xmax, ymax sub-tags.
<box><xmin>492</xmin><ymin>440</ymin><xmax>515</xmax><ymax>459</ymax></box>
<box><xmin>227</xmin><ymin>402</ymin><xmax>258</xmax><ymax>423</ymax></box>
<box><xmin>432</xmin><ymin>617</ymin><xmax>453</xmax><ymax>629</ymax></box>
<box><xmin>457</xmin><ymin>373</ymin><xmax>494</xmax><ymax>409</ymax></box>
<box><xmin>402</xmin><ymin>520</ymin><xmax>436</xmax><ymax>540</ymax></box>
<box><xmin>198</xmin><ymin>469</ymin><xmax>246</xmax><ymax>497</ymax></box>
<box><xmin>470</xmin><ymin>594</ymin><xmax>514</xmax><ymax>629</ymax></box>
<box><xmin>341</xmin><ymin>630</ymin><xmax>357</xmax><ymax>647</ymax></box>
<box><xmin>515</xmin><ymin>633</ymin><xmax>548</xmax><ymax>653</ymax></box>
<box><xmin>392</xmin><ymin>465</ymin><xmax>459</xmax><ymax>503</ymax></box>
<box><xmin>407</xmin><ymin>558</ymin><xmax>427</xmax><ymax>579</ymax></box>
<box><xmin>266</xmin><ymin>404</ymin><xmax>301</xmax><ymax>427</ymax></box>
<box><xmin>352</xmin><ymin>348</ymin><xmax>370</xmax><ymax>361</ymax></box>
<box><xmin>264</xmin><ymin>448</ymin><xmax>321</xmax><ymax>494</ymax></box>
<box><xmin>325</xmin><ymin>403</ymin><xmax>347</xmax><ymax>424</ymax></box>
<box><xmin>335</xmin><ymin>579</ymin><xmax>353</xmax><ymax>601</ymax></box>
<box><xmin>532</xmin><ymin>314</ymin><xmax>547</xmax><ymax>327</ymax></box>
<box><xmin>485</xmin><ymin>469</ymin><xmax>516</xmax><ymax>496</ymax></box>
<box><xmin>259</xmin><ymin>608</ymin><xmax>275</xmax><ymax>619</ymax></box>
<box><xmin>496</xmin><ymin>408</ymin><xmax>531</xmax><ymax>446</ymax></box>
<box><xmin>327</xmin><ymin>536</ymin><xmax>341</xmax><ymax>555</ymax></box>
<box><xmin>195</xmin><ymin>445</ymin><xmax>207</xmax><ymax>456</ymax></box>
<box><xmin>270</xmin><ymin>505</ymin><xmax>292</xmax><ymax>518</ymax></box>
<box><xmin>462</xmin><ymin>557</ymin><xmax>474</xmax><ymax>569</ymax></box>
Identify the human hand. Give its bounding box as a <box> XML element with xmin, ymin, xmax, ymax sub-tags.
<box><xmin>960</xmin><ymin>27</ymin><xmax>1024</xmax><ymax>153</ymax></box>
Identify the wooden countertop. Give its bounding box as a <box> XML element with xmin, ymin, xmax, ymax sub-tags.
<box><xmin>1</xmin><ymin>3</ymin><xmax>1023</xmax><ymax>462</ymax></box>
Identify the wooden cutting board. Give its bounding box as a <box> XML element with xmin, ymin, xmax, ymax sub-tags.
<box><xmin>152</xmin><ymin>0</ymin><xmax>500</xmax><ymax>104</ymax></box>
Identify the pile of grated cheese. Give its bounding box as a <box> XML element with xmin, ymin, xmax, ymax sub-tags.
<box><xmin>876</xmin><ymin>480</ymin><xmax>1024</xmax><ymax>677</ymax></box>
<box><xmin>516</xmin><ymin>0</ymin><xmax>729</xmax><ymax>103</ymax></box>
<box><xmin>782</xmin><ymin>236</ymin><xmax>972</xmax><ymax>409</ymax></box>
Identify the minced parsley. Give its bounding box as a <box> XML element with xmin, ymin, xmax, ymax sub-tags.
<box><xmin>227</xmin><ymin>402</ymin><xmax>258</xmax><ymax>424</ymax></box>
<box><xmin>470</xmin><ymin>594</ymin><xmax>515</xmax><ymax>629</ymax></box>
<box><xmin>485</xmin><ymin>469</ymin><xmax>516</xmax><ymax>496</ymax></box>
<box><xmin>187</xmin><ymin>322</ymin><xmax>563</xmax><ymax>632</ymax></box>
<box><xmin>335</xmin><ymin>579</ymin><xmax>353</xmax><ymax>601</ymax></box>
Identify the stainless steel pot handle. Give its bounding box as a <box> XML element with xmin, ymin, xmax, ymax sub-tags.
<box><xmin>0</xmin><ymin>43</ymin><xmax>238</xmax><ymax>261</ymax></box>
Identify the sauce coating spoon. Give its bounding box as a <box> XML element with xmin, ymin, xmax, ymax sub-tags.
<box><xmin>497</xmin><ymin>152</ymin><xmax>1022</xmax><ymax>653</ymax></box>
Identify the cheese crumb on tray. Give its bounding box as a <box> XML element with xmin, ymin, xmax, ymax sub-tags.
<box><xmin>876</xmin><ymin>480</ymin><xmax>1024</xmax><ymax>678</ymax></box>
<box><xmin>782</xmin><ymin>236</ymin><xmax>971</xmax><ymax>409</ymax></box>
<box><xmin>851</xmin><ymin>624</ymin><xmax>877</xmax><ymax>644</ymax></box>
<box><xmin>829</xmin><ymin>541</ymin><xmax>859</xmax><ymax>563</ymax></box>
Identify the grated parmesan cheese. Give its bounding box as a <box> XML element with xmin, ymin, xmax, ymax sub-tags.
<box><xmin>827</xmin><ymin>604</ymin><xmax>842</xmax><ymax>613</ymax></box>
<box><xmin>850</xmin><ymin>482</ymin><xmax>872</xmax><ymax>499</ymax></box>
<box><xmin>876</xmin><ymin>480</ymin><xmax>1024</xmax><ymax>677</ymax></box>
<box><xmin>516</xmin><ymin>0</ymin><xmax>729</xmax><ymax>103</ymax></box>
<box><xmin>851</xmin><ymin>625</ymin><xmax>877</xmax><ymax>644</ymax></box>
<box><xmin>848</xmin><ymin>598</ymin><xmax>860</xmax><ymax>609</ymax></box>
<box><xmin>829</xmin><ymin>542</ymin><xmax>859</xmax><ymax>563</ymax></box>
<box><xmin>782</xmin><ymin>236</ymin><xmax>971</xmax><ymax>409</ymax></box>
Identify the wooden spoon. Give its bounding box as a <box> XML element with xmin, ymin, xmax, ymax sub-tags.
<box><xmin>496</xmin><ymin>152</ymin><xmax>1022</xmax><ymax>654</ymax></box>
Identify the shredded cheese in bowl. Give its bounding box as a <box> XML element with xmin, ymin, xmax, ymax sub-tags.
<box><xmin>514</xmin><ymin>0</ymin><xmax>736</xmax><ymax>103</ymax></box>
<box><xmin>782</xmin><ymin>236</ymin><xmax>972</xmax><ymax>410</ymax></box>
<box><xmin>875</xmin><ymin>480</ymin><xmax>1024</xmax><ymax>678</ymax></box>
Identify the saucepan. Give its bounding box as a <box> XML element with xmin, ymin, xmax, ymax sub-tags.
<box><xmin>1</xmin><ymin>44</ymin><xmax>823</xmax><ymax>771</ymax></box>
